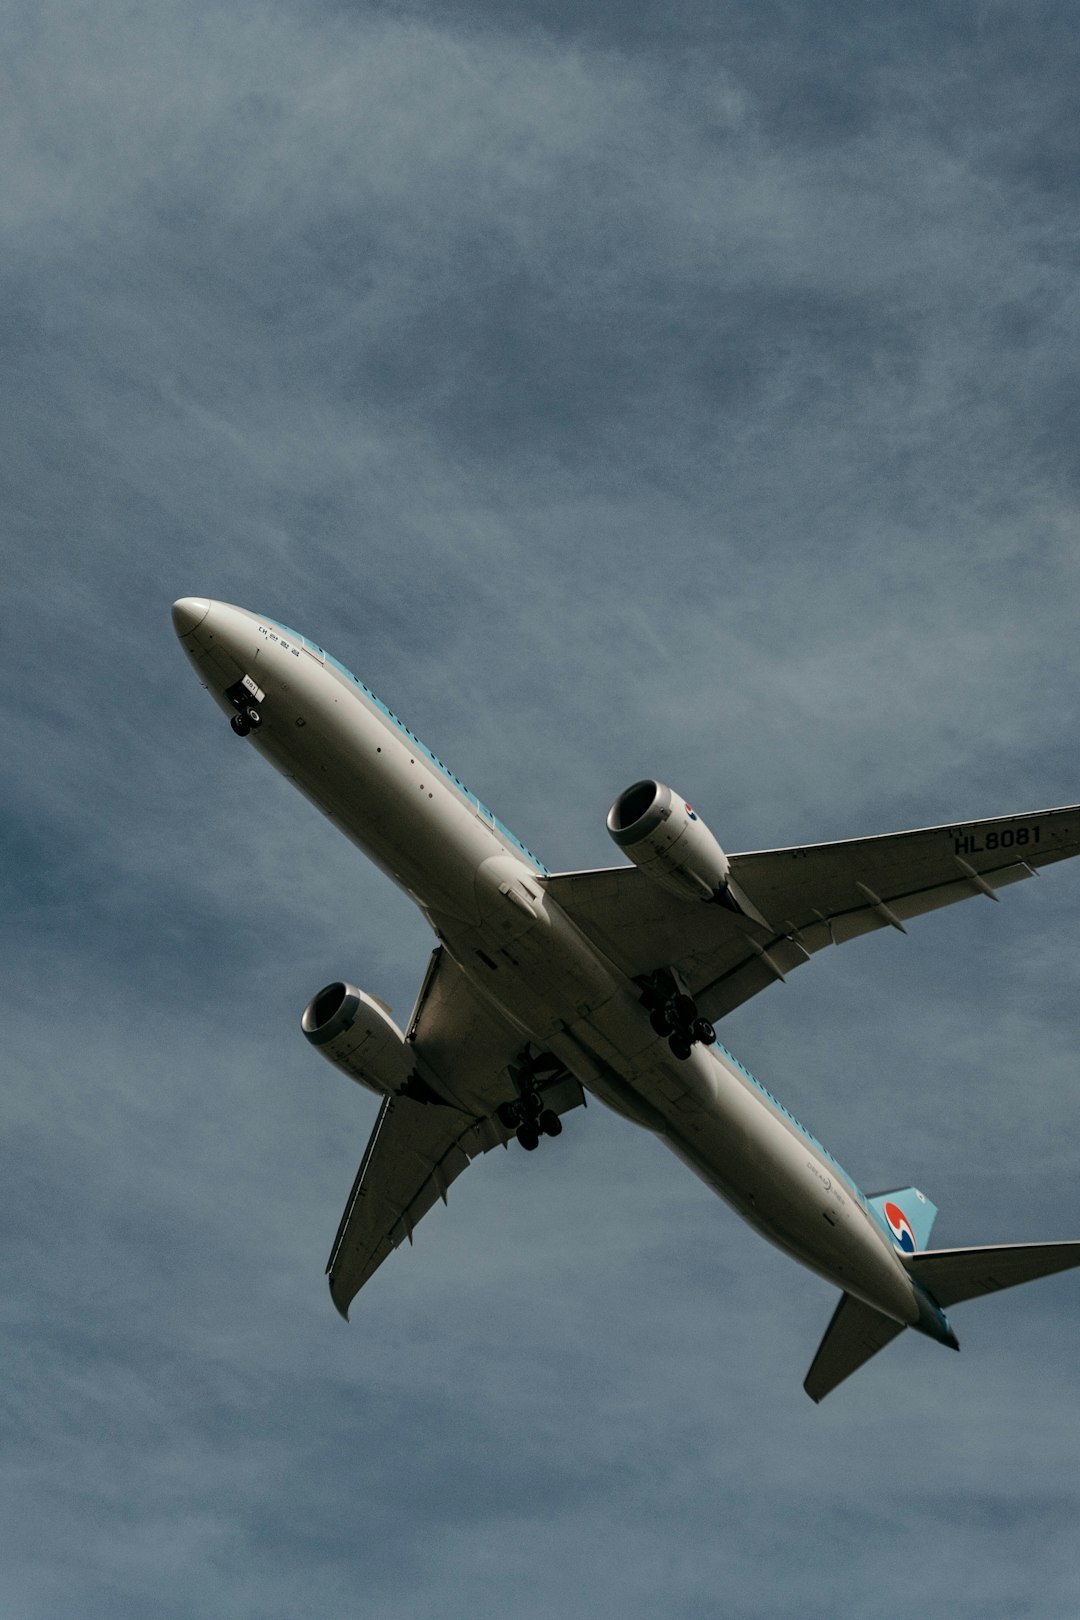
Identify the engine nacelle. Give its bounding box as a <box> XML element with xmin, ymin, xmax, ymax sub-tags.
<box><xmin>301</xmin><ymin>981</ymin><xmax>414</xmax><ymax>1096</ymax></box>
<box><xmin>606</xmin><ymin>780</ymin><xmax>732</xmax><ymax>903</ymax></box>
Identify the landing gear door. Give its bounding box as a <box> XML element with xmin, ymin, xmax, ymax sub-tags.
<box><xmin>224</xmin><ymin>673</ymin><xmax>266</xmax><ymax>711</ymax></box>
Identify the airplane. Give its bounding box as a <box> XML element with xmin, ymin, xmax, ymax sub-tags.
<box><xmin>172</xmin><ymin>595</ymin><xmax>1080</xmax><ymax>1401</ymax></box>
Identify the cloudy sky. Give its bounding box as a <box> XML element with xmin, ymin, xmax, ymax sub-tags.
<box><xmin>5</xmin><ymin>1</ymin><xmax>1080</xmax><ymax>1614</ymax></box>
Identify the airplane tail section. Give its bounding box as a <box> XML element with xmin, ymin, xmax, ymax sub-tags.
<box><xmin>905</xmin><ymin>1241</ymin><xmax>1080</xmax><ymax>1307</ymax></box>
<box><xmin>805</xmin><ymin>1240</ymin><xmax>1080</xmax><ymax>1401</ymax></box>
<box><xmin>803</xmin><ymin>1293</ymin><xmax>906</xmax><ymax>1404</ymax></box>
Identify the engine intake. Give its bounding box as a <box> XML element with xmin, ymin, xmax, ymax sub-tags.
<box><xmin>607</xmin><ymin>780</ymin><xmax>732</xmax><ymax>903</ymax></box>
<box><xmin>301</xmin><ymin>981</ymin><xmax>414</xmax><ymax>1096</ymax></box>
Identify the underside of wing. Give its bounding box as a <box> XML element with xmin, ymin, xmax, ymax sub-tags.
<box><xmin>326</xmin><ymin>1093</ymin><xmax>511</xmax><ymax>1318</ymax></box>
<box><xmin>326</xmin><ymin>948</ymin><xmax>585</xmax><ymax>1318</ymax></box>
<box><xmin>804</xmin><ymin>1292</ymin><xmax>907</xmax><ymax>1403</ymax></box>
<box><xmin>544</xmin><ymin>803</ymin><xmax>1080</xmax><ymax>1023</ymax></box>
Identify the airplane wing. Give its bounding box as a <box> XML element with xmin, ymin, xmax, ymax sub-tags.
<box><xmin>326</xmin><ymin>949</ymin><xmax>585</xmax><ymax>1318</ymax></box>
<box><xmin>544</xmin><ymin>803</ymin><xmax>1080</xmax><ymax>1024</ymax></box>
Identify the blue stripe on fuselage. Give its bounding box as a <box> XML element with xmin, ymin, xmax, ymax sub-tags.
<box><xmin>264</xmin><ymin>618</ymin><xmax>549</xmax><ymax>875</ymax></box>
<box><xmin>714</xmin><ymin>1040</ymin><xmax>872</xmax><ymax>1218</ymax></box>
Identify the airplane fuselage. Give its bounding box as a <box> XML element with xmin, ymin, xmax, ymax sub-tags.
<box><xmin>173</xmin><ymin>597</ymin><xmax>954</xmax><ymax>1345</ymax></box>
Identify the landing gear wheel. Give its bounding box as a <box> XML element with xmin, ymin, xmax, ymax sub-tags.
<box><xmin>496</xmin><ymin>1101</ymin><xmax>521</xmax><ymax>1130</ymax></box>
<box><xmin>245</xmin><ymin>707</ymin><xmax>262</xmax><ymax>730</ymax></box>
<box><xmin>539</xmin><ymin>1110</ymin><xmax>562</xmax><ymax>1138</ymax></box>
<box><xmin>230</xmin><ymin>713</ymin><xmax>251</xmax><ymax>737</ymax></box>
<box><xmin>692</xmin><ymin>1018</ymin><xmax>716</xmax><ymax>1046</ymax></box>
<box><xmin>650</xmin><ymin>1006</ymin><xmax>674</xmax><ymax>1036</ymax></box>
<box><xmin>669</xmin><ymin>1033</ymin><xmax>693</xmax><ymax>1061</ymax></box>
<box><xmin>516</xmin><ymin>1123</ymin><xmax>540</xmax><ymax>1151</ymax></box>
<box><xmin>518</xmin><ymin>1090</ymin><xmax>543</xmax><ymax>1120</ymax></box>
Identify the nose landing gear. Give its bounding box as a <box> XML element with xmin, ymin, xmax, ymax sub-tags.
<box><xmin>640</xmin><ymin>973</ymin><xmax>717</xmax><ymax>1061</ymax></box>
<box><xmin>224</xmin><ymin>675</ymin><xmax>266</xmax><ymax>737</ymax></box>
<box><xmin>230</xmin><ymin>707</ymin><xmax>262</xmax><ymax>736</ymax></box>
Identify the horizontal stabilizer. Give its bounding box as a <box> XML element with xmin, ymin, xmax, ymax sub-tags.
<box><xmin>907</xmin><ymin>1242</ymin><xmax>1080</xmax><ymax>1308</ymax></box>
<box><xmin>804</xmin><ymin>1292</ymin><xmax>906</xmax><ymax>1403</ymax></box>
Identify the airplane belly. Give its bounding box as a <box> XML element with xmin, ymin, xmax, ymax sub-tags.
<box><xmin>551</xmin><ymin>1013</ymin><xmax>921</xmax><ymax>1323</ymax></box>
<box><xmin>656</xmin><ymin>1086</ymin><xmax>919</xmax><ymax>1321</ymax></box>
<box><xmin>234</xmin><ymin>656</ymin><xmax>497</xmax><ymax>923</ymax></box>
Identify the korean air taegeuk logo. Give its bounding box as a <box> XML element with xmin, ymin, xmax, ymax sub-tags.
<box><xmin>883</xmin><ymin>1201</ymin><xmax>917</xmax><ymax>1253</ymax></box>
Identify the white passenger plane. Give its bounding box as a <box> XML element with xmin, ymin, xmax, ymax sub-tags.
<box><xmin>173</xmin><ymin>596</ymin><xmax>1080</xmax><ymax>1400</ymax></box>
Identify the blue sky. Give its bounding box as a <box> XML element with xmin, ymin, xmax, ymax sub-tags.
<box><xmin>4</xmin><ymin>2</ymin><xmax>1080</xmax><ymax>1614</ymax></box>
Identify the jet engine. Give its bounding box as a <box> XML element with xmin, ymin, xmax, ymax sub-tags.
<box><xmin>606</xmin><ymin>780</ymin><xmax>732</xmax><ymax>903</ymax></box>
<box><xmin>301</xmin><ymin>981</ymin><xmax>414</xmax><ymax>1096</ymax></box>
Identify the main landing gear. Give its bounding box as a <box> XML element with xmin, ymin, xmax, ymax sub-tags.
<box><xmin>638</xmin><ymin>973</ymin><xmax>717</xmax><ymax>1061</ymax></box>
<box><xmin>496</xmin><ymin>1049</ymin><xmax>566</xmax><ymax>1151</ymax></box>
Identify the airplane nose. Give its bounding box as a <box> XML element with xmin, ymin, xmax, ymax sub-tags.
<box><xmin>172</xmin><ymin>597</ymin><xmax>211</xmax><ymax>637</ymax></box>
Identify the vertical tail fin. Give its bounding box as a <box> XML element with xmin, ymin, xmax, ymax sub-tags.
<box><xmin>867</xmin><ymin>1186</ymin><xmax>938</xmax><ymax>1253</ymax></box>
